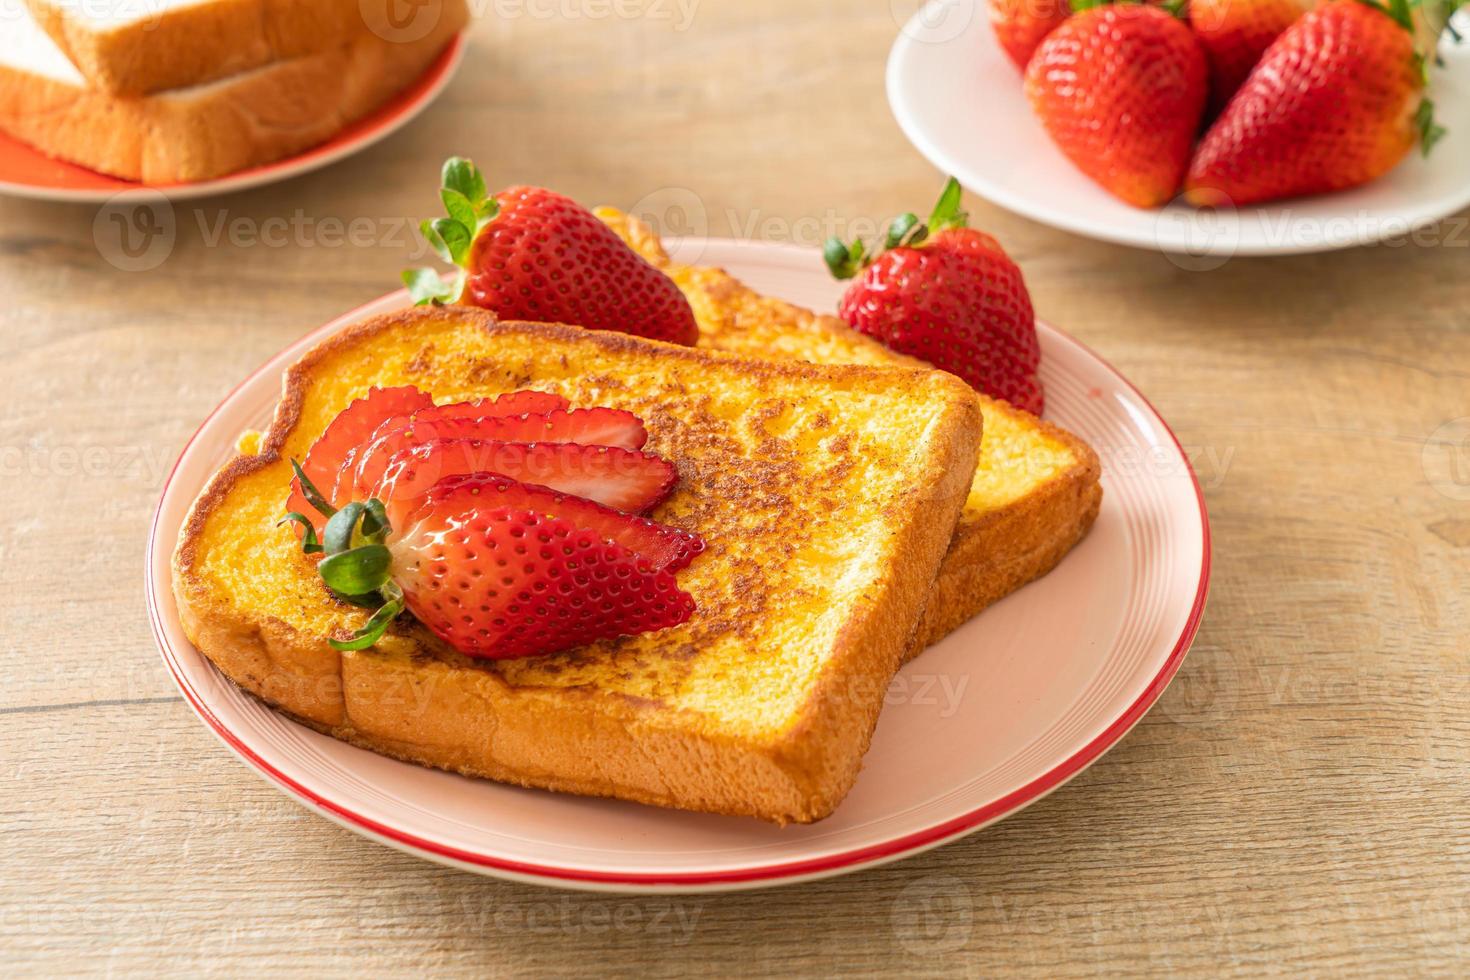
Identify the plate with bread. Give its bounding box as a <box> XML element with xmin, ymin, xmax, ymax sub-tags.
<box><xmin>0</xmin><ymin>0</ymin><xmax>469</xmax><ymax>201</ymax></box>
<box><xmin>888</xmin><ymin>0</ymin><xmax>1470</xmax><ymax>255</ymax></box>
<box><xmin>149</xmin><ymin>164</ymin><xmax>1210</xmax><ymax>891</ymax></box>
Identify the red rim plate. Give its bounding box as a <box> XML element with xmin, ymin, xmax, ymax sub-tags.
<box><xmin>0</xmin><ymin>34</ymin><xmax>465</xmax><ymax>203</ymax></box>
<box><xmin>145</xmin><ymin>239</ymin><xmax>1210</xmax><ymax>892</ymax></box>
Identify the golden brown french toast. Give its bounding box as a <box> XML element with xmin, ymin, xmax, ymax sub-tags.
<box><xmin>596</xmin><ymin>209</ymin><xmax>1102</xmax><ymax>654</ymax></box>
<box><xmin>173</xmin><ymin>306</ymin><xmax>982</xmax><ymax>823</ymax></box>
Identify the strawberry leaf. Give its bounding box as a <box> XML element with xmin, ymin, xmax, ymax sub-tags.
<box><xmin>289</xmin><ymin>458</ymin><xmax>336</xmax><ymax>519</ymax></box>
<box><xmin>823</xmin><ymin>236</ymin><xmax>868</xmax><ymax>280</ymax></box>
<box><xmin>361</xmin><ymin>499</ymin><xmax>391</xmax><ymax>541</ymax></box>
<box><xmin>1417</xmin><ymin>98</ymin><xmax>1447</xmax><ymax>155</ymax></box>
<box><xmin>323</xmin><ymin>502</ymin><xmax>367</xmax><ymax>555</ymax></box>
<box><xmin>926</xmin><ymin>177</ymin><xmax>968</xmax><ymax>233</ymax></box>
<box><xmin>331</xmin><ymin>589</ymin><xmax>388</xmax><ymax>609</ymax></box>
<box><xmin>322</xmin><ymin>499</ymin><xmax>393</xmax><ymax>555</ymax></box>
<box><xmin>402</xmin><ymin>157</ymin><xmax>498</xmax><ymax>304</ymax></box>
<box><xmin>441</xmin><ymin>188</ymin><xmax>479</xmax><ymax>231</ymax></box>
<box><xmin>278</xmin><ymin>512</ymin><xmax>323</xmax><ymax>553</ymax></box>
<box><xmin>419</xmin><ymin>219</ymin><xmax>454</xmax><ymax>264</ymax></box>
<box><xmin>885</xmin><ymin>213</ymin><xmax>920</xmax><ymax>250</ymax></box>
<box><xmin>1362</xmin><ymin>0</ymin><xmax>1416</xmax><ymax>30</ymax></box>
<box><xmin>402</xmin><ymin>267</ymin><xmax>463</xmax><ymax>306</ymax></box>
<box><xmin>431</xmin><ymin>218</ymin><xmax>473</xmax><ymax>266</ymax></box>
<box><xmin>318</xmin><ymin>544</ymin><xmax>392</xmax><ymax>596</ymax></box>
<box><xmin>329</xmin><ymin>584</ymin><xmax>405</xmax><ymax>651</ymax></box>
<box><xmin>440</xmin><ymin>157</ymin><xmax>487</xmax><ymax>210</ymax></box>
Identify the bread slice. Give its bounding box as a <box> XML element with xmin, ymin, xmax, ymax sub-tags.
<box><xmin>597</xmin><ymin>209</ymin><xmax>1103</xmax><ymax>656</ymax></box>
<box><xmin>24</xmin><ymin>0</ymin><xmax>463</xmax><ymax>95</ymax></box>
<box><xmin>0</xmin><ymin>1</ymin><xmax>467</xmax><ymax>182</ymax></box>
<box><xmin>173</xmin><ymin>306</ymin><xmax>982</xmax><ymax>823</ymax></box>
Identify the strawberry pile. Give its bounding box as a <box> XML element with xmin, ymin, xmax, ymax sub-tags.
<box><xmin>995</xmin><ymin>0</ymin><xmax>1459</xmax><ymax>208</ymax></box>
<box><xmin>282</xmin><ymin>386</ymin><xmax>703</xmax><ymax>659</ymax></box>
<box><xmin>825</xmin><ymin>179</ymin><xmax>1043</xmax><ymax>415</ymax></box>
<box><xmin>402</xmin><ymin>157</ymin><xmax>698</xmax><ymax>346</ymax></box>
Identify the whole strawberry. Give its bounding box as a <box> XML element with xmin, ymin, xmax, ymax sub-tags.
<box><xmin>387</xmin><ymin>495</ymin><xmax>695</xmax><ymax>660</ymax></box>
<box><xmin>1186</xmin><ymin>0</ymin><xmax>1439</xmax><ymax>206</ymax></box>
<box><xmin>825</xmin><ymin>179</ymin><xmax>1042</xmax><ymax>415</ymax></box>
<box><xmin>1025</xmin><ymin>4</ymin><xmax>1208</xmax><ymax>208</ymax></box>
<box><xmin>989</xmin><ymin>0</ymin><xmax>1071</xmax><ymax>70</ymax></box>
<box><xmin>1190</xmin><ymin>0</ymin><xmax>1314</xmax><ymax>114</ymax></box>
<box><xmin>403</xmin><ymin>157</ymin><xmax>697</xmax><ymax>346</ymax></box>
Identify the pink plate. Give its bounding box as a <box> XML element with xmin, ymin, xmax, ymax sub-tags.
<box><xmin>0</xmin><ymin>35</ymin><xmax>465</xmax><ymax>204</ymax></box>
<box><xmin>145</xmin><ymin>238</ymin><xmax>1209</xmax><ymax>893</ymax></box>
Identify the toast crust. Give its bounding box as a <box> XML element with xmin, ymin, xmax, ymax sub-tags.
<box><xmin>593</xmin><ymin>208</ymin><xmax>1102</xmax><ymax>655</ymax></box>
<box><xmin>173</xmin><ymin>307</ymin><xmax>982</xmax><ymax>822</ymax></box>
<box><xmin>1</xmin><ymin>1</ymin><xmax>467</xmax><ymax>182</ymax></box>
<box><xmin>915</xmin><ymin>401</ymin><xmax>1101</xmax><ymax>649</ymax></box>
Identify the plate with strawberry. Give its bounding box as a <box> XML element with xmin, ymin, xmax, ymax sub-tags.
<box><xmin>888</xmin><ymin>0</ymin><xmax>1470</xmax><ymax>256</ymax></box>
<box><xmin>146</xmin><ymin>165</ymin><xmax>1210</xmax><ymax>891</ymax></box>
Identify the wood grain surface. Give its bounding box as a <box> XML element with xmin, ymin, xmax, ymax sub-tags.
<box><xmin>2</xmin><ymin>3</ymin><xmax>1468</xmax><ymax>976</ymax></box>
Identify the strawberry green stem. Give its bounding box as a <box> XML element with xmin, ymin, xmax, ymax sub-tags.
<box><xmin>1417</xmin><ymin>98</ymin><xmax>1447</xmax><ymax>155</ymax></box>
<box><xmin>925</xmin><ymin>177</ymin><xmax>967</xmax><ymax>234</ymax></box>
<box><xmin>277</xmin><ymin>512</ymin><xmax>323</xmax><ymax>553</ymax></box>
<box><xmin>823</xmin><ymin>176</ymin><xmax>969</xmax><ymax>280</ymax></box>
<box><xmin>404</xmin><ymin>156</ymin><xmax>501</xmax><ymax>307</ymax></box>
<box><xmin>290</xmin><ymin>458</ymin><xmax>336</xmax><ymax>519</ymax></box>
<box><xmin>331</xmin><ymin>582</ymin><xmax>405</xmax><ymax>651</ymax></box>
<box><xmin>323</xmin><ymin>502</ymin><xmax>367</xmax><ymax>554</ymax></box>
<box><xmin>284</xmin><ymin>457</ymin><xmax>407</xmax><ymax>645</ymax></box>
<box><xmin>318</xmin><ymin>545</ymin><xmax>392</xmax><ymax>596</ymax></box>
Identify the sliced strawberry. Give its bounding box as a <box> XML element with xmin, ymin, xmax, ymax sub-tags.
<box><xmin>287</xmin><ymin>386</ymin><xmax>434</xmax><ymax>527</ymax></box>
<box><xmin>414</xmin><ymin>472</ymin><xmax>704</xmax><ymax>572</ymax></box>
<box><xmin>375</xmin><ymin>439</ymin><xmax>678</xmax><ymax>523</ymax></box>
<box><xmin>369</xmin><ymin>439</ymin><xmax>669</xmax><ymax>516</ymax></box>
<box><xmin>331</xmin><ymin>390</ymin><xmax>574</xmax><ymax>505</ymax></box>
<box><xmin>414</xmin><ymin>390</ymin><xmax>568</xmax><ymax>423</ymax></box>
<box><xmin>346</xmin><ymin>407</ymin><xmax>648</xmax><ymax>501</ymax></box>
<box><xmin>351</xmin><ymin>391</ymin><xmax>569</xmax><ymax>468</ymax></box>
<box><xmin>388</xmin><ymin>504</ymin><xmax>696</xmax><ymax>659</ymax></box>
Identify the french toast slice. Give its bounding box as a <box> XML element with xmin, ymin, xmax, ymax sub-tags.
<box><xmin>173</xmin><ymin>306</ymin><xmax>982</xmax><ymax>823</ymax></box>
<box><xmin>597</xmin><ymin>209</ymin><xmax>1102</xmax><ymax>655</ymax></box>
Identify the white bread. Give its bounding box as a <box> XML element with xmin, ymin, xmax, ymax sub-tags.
<box><xmin>24</xmin><ymin>0</ymin><xmax>464</xmax><ymax>95</ymax></box>
<box><xmin>0</xmin><ymin>1</ymin><xmax>468</xmax><ymax>183</ymax></box>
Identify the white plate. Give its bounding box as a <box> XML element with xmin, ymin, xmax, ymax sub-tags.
<box><xmin>0</xmin><ymin>35</ymin><xmax>465</xmax><ymax>204</ymax></box>
<box><xmin>145</xmin><ymin>238</ymin><xmax>1210</xmax><ymax>893</ymax></box>
<box><xmin>887</xmin><ymin>0</ymin><xmax>1470</xmax><ymax>256</ymax></box>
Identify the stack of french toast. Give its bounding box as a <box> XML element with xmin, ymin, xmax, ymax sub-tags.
<box><xmin>173</xmin><ymin>196</ymin><xmax>1100</xmax><ymax>825</ymax></box>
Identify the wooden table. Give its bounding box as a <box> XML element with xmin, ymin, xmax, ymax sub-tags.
<box><xmin>3</xmin><ymin>4</ymin><xmax>1467</xmax><ymax>975</ymax></box>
